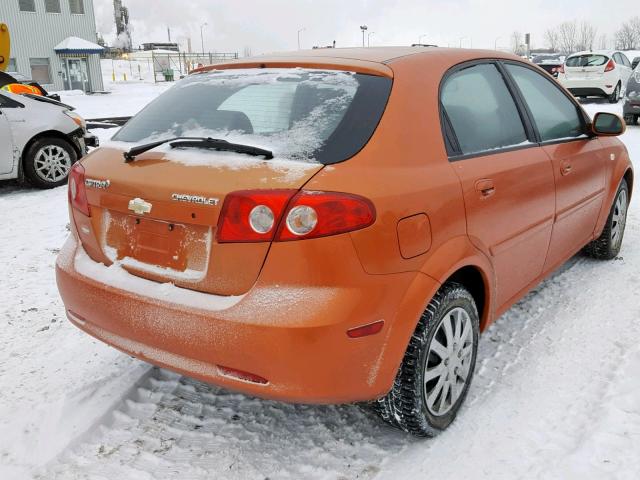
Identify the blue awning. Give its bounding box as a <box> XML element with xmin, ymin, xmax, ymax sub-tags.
<box><xmin>54</xmin><ymin>37</ymin><xmax>104</xmax><ymax>55</ymax></box>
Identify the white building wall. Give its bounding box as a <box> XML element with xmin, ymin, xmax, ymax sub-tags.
<box><xmin>0</xmin><ymin>0</ymin><xmax>104</xmax><ymax>92</ymax></box>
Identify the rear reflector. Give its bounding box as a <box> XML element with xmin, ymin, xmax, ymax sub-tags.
<box><xmin>347</xmin><ymin>320</ymin><xmax>385</xmax><ymax>338</ymax></box>
<box><xmin>217</xmin><ymin>365</ymin><xmax>269</xmax><ymax>384</ymax></box>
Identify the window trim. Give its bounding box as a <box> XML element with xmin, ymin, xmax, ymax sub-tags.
<box><xmin>29</xmin><ymin>57</ymin><xmax>53</xmax><ymax>85</ymax></box>
<box><xmin>68</xmin><ymin>0</ymin><xmax>85</xmax><ymax>15</ymax></box>
<box><xmin>438</xmin><ymin>59</ymin><xmax>538</xmax><ymax>161</ymax></box>
<box><xmin>499</xmin><ymin>59</ymin><xmax>593</xmax><ymax>146</ymax></box>
<box><xmin>439</xmin><ymin>58</ymin><xmax>594</xmax><ymax>162</ymax></box>
<box><xmin>44</xmin><ymin>0</ymin><xmax>62</xmax><ymax>13</ymax></box>
<box><xmin>18</xmin><ymin>0</ymin><xmax>37</xmax><ymax>13</ymax></box>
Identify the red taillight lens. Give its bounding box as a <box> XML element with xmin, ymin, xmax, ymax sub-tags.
<box><xmin>216</xmin><ymin>190</ymin><xmax>376</xmax><ymax>243</ymax></box>
<box><xmin>605</xmin><ymin>59</ymin><xmax>615</xmax><ymax>72</ymax></box>
<box><xmin>276</xmin><ymin>191</ymin><xmax>376</xmax><ymax>241</ymax></box>
<box><xmin>216</xmin><ymin>190</ymin><xmax>296</xmax><ymax>243</ymax></box>
<box><xmin>68</xmin><ymin>162</ymin><xmax>90</xmax><ymax>216</ymax></box>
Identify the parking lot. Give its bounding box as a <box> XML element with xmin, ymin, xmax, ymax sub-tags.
<box><xmin>0</xmin><ymin>82</ymin><xmax>639</xmax><ymax>479</ymax></box>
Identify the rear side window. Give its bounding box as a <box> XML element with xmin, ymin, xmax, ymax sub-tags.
<box><xmin>441</xmin><ymin>63</ymin><xmax>528</xmax><ymax>156</ymax></box>
<box><xmin>505</xmin><ymin>64</ymin><xmax>584</xmax><ymax>142</ymax></box>
<box><xmin>114</xmin><ymin>68</ymin><xmax>392</xmax><ymax>165</ymax></box>
<box><xmin>566</xmin><ymin>55</ymin><xmax>608</xmax><ymax>67</ymax></box>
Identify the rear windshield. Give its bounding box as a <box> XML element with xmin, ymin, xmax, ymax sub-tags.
<box><xmin>113</xmin><ymin>68</ymin><xmax>392</xmax><ymax>165</ymax></box>
<box><xmin>566</xmin><ymin>55</ymin><xmax>608</xmax><ymax>67</ymax></box>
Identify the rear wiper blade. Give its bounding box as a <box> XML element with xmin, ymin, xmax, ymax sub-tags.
<box><xmin>124</xmin><ymin>137</ymin><xmax>184</xmax><ymax>162</ymax></box>
<box><xmin>124</xmin><ymin>137</ymin><xmax>274</xmax><ymax>162</ymax></box>
<box><xmin>169</xmin><ymin>138</ymin><xmax>274</xmax><ymax>160</ymax></box>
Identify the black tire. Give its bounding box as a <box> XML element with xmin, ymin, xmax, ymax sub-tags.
<box><xmin>23</xmin><ymin>137</ymin><xmax>77</xmax><ymax>189</ymax></box>
<box><xmin>608</xmin><ymin>83</ymin><xmax>621</xmax><ymax>104</ymax></box>
<box><xmin>624</xmin><ymin>115</ymin><xmax>634</xmax><ymax>125</ymax></box>
<box><xmin>372</xmin><ymin>282</ymin><xmax>480</xmax><ymax>437</ymax></box>
<box><xmin>584</xmin><ymin>179</ymin><xmax>629</xmax><ymax>260</ymax></box>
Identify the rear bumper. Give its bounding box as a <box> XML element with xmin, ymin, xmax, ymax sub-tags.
<box><xmin>623</xmin><ymin>100</ymin><xmax>640</xmax><ymax>116</ymax></box>
<box><xmin>560</xmin><ymin>77</ymin><xmax>615</xmax><ymax>97</ymax></box>
<box><xmin>56</xmin><ymin>234</ymin><xmax>435</xmax><ymax>404</ymax></box>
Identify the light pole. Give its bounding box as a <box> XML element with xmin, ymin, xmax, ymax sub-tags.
<box><xmin>367</xmin><ymin>31</ymin><xmax>375</xmax><ymax>47</ymax></box>
<box><xmin>494</xmin><ymin>36</ymin><xmax>501</xmax><ymax>50</ymax></box>
<box><xmin>459</xmin><ymin>36</ymin><xmax>468</xmax><ymax>48</ymax></box>
<box><xmin>418</xmin><ymin>33</ymin><xmax>428</xmax><ymax>44</ymax></box>
<box><xmin>200</xmin><ymin>22</ymin><xmax>208</xmax><ymax>54</ymax></box>
<box><xmin>360</xmin><ymin>25</ymin><xmax>368</xmax><ymax>47</ymax></box>
<box><xmin>297</xmin><ymin>27</ymin><xmax>305</xmax><ymax>50</ymax></box>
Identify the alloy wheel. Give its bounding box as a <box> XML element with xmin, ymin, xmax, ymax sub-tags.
<box><xmin>34</xmin><ymin>145</ymin><xmax>72</xmax><ymax>183</ymax></box>
<box><xmin>424</xmin><ymin>307</ymin><xmax>474</xmax><ymax>416</ymax></box>
<box><xmin>611</xmin><ymin>188</ymin><xmax>628</xmax><ymax>249</ymax></box>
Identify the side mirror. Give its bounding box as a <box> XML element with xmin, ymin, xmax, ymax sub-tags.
<box><xmin>592</xmin><ymin>112</ymin><xmax>626</xmax><ymax>136</ymax></box>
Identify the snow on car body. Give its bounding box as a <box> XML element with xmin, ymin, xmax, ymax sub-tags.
<box><xmin>56</xmin><ymin>47</ymin><xmax>633</xmax><ymax>436</ymax></box>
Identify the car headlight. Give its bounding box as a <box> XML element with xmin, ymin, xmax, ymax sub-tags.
<box><xmin>63</xmin><ymin>110</ymin><xmax>87</xmax><ymax>130</ymax></box>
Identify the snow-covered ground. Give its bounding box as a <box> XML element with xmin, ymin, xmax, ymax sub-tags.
<box><xmin>1</xmin><ymin>68</ymin><xmax>640</xmax><ymax>479</ymax></box>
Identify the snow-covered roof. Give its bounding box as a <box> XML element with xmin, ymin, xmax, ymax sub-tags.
<box><xmin>54</xmin><ymin>37</ymin><xmax>104</xmax><ymax>55</ymax></box>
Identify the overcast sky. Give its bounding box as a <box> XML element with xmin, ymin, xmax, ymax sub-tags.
<box><xmin>94</xmin><ymin>0</ymin><xmax>637</xmax><ymax>54</ymax></box>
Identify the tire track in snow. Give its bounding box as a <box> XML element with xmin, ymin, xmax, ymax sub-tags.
<box><xmin>40</xmin><ymin>368</ymin><xmax>407</xmax><ymax>479</ymax></box>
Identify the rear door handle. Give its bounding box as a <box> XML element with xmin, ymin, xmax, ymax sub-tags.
<box><xmin>560</xmin><ymin>161</ymin><xmax>573</xmax><ymax>176</ymax></box>
<box><xmin>475</xmin><ymin>179</ymin><xmax>495</xmax><ymax>198</ymax></box>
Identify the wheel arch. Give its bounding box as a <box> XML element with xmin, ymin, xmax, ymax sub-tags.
<box><xmin>624</xmin><ymin>167</ymin><xmax>634</xmax><ymax>200</ymax></box>
<box><xmin>21</xmin><ymin>130</ymin><xmax>80</xmax><ymax>168</ymax></box>
<box><xmin>443</xmin><ymin>265</ymin><xmax>491</xmax><ymax>331</ymax></box>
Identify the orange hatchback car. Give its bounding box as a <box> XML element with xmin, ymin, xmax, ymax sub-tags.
<box><xmin>56</xmin><ymin>47</ymin><xmax>633</xmax><ymax>436</ymax></box>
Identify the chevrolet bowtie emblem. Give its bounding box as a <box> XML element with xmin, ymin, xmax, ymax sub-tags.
<box><xmin>128</xmin><ymin>197</ymin><xmax>152</xmax><ymax>215</ymax></box>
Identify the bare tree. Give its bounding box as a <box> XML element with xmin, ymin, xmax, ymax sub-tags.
<box><xmin>577</xmin><ymin>22</ymin><xmax>597</xmax><ymax>51</ymax></box>
<box><xmin>598</xmin><ymin>34</ymin><xmax>608</xmax><ymax>50</ymax></box>
<box><xmin>558</xmin><ymin>21</ymin><xmax>578</xmax><ymax>54</ymax></box>
<box><xmin>615</xmin><ymin>18</ymin><xmax>639</xmax><ymax>50</ymax></box>
<box><xmin>511</xmin><ymin>31</ymin><xmax>524</xmax><ymax>55</ymax></box>
<box><xmin>544</xmin><ymin>28</ymin><xmax>560</xmax><ymax>52</ymax></box>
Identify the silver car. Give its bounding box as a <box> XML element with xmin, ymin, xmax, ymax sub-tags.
<box><xmin>0</xmin><ymin>90</ymin><xmax>97</xmax><ymax>188</ymax></box>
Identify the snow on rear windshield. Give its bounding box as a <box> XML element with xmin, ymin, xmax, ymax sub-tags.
<box><xmin>113</xmin><ymin>68</ymin><xmax>363</xmax><ymax>163</ymax></box>
<box><xmin>566</xmin><ymin>55</ymin><xmax>608</xmax><ymax>67</ymax></box>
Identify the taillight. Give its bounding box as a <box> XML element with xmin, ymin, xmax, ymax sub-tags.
<box><xmin>557</xmin><ymin>64</ymin><xmax>564</xmax><ymax>74</ymax></box>
<box><xmin>216</xmin><ymin>190</ymin><xmax>376</xmax><ymax>243</ymax></box>
<box><xmin>216</xmin><ymin>190</ymin><xmax>296</xmax><ymax>243</ymax></box>
<box><xmin>276</xmin><ymin>191</ymin><xmax>376</xmax><ymax>241</ymax></box>
<box><xmin>605</xmin><ymin>59</ymin><xmax>615</xmax><ymax>72</ymax></box>
<box><xmin>68</xmin><ymin>162</ymin><xmax>90</xmax><ymax>216</ymax></box>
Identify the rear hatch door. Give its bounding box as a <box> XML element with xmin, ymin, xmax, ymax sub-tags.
<box><xmin>81</xmin><ymin>146</ymin><xmax>322</xmax><ymax>296</ymax></box>
<box><xmin>565</xmin><ymin>54</ymin><xmax>609</xmax><ymax>80</ymax></box>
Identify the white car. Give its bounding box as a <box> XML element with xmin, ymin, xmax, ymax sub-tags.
<box><xmin>558</xmin><ymin>50</ymin><xmax>633</xmax><ymax>103</ymax></box>
<box><xmin>0</xmin><ymin>90</ymin><xmax>97</xmax><ymax>188</ymax></box>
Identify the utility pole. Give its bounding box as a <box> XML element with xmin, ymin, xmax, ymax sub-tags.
<box><xmin>167</xmin><ymin>27</ymin><xmax>171</xmax><ymax>43</ymax></box>
<box><xmin>200</xmin><ymin>22</ymin><xmax>208</xmax><ymax>54</ymax></box>
<box><xmin>360</xmin><ymin>25</ymin><xmax>368</xmax><ymax>47</ymax></box>
<box><xmin>297</xmin><ymin>27</ymin><xmax>305</xmax><ymax>50</ymax></box>
<box><xmin>368</xmin><ymin>31</ymin><xmax>375</xmax><ymax>47</ymax></box>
